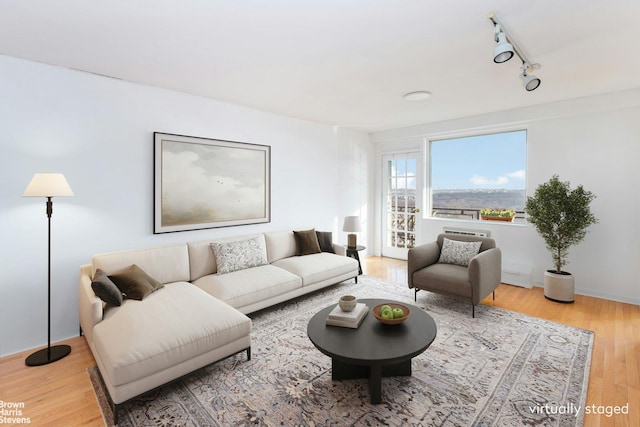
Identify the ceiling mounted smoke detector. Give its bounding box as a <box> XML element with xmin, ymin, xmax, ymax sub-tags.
<box><xmin>403</xmin><ymin>91</ymin><xmax>432</xmax><ymax>101</ymax></box>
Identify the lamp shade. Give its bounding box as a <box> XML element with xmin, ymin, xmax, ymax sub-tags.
<box><xmin>342</xmin><ymin>216</ymin><xmax>362</xmax><ymax>233</ymax></box>
<box><xmin>23</xmin><ymin>173</ymin><xmax>74</xmax><ymax>197</ymax></box>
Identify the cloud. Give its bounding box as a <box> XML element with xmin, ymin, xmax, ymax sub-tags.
<box><xmin>469</xmin><ymin>174</ymin><xmax>509</xmax><ymax>186</ymax></box>
<box><xmin>506</xmin><ymin>169</ymin><xmax>526</xmax><ymax>180</ymax></box>
<box><xmin>469</xmin><ymin>169</ymin><xmax>525</xmax><ymax>187</ymax></box>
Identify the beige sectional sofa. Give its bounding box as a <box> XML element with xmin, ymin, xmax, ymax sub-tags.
<box><xmin>78</xmin><ymin>230</ymin><xmax>358</xmax><ymax>421</ymax></box>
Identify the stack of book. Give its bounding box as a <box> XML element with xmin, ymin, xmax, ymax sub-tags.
<box><xmin>326</xmin><ymin>303</ymin><xmax>368</xmax><ymax>328</ymax></box>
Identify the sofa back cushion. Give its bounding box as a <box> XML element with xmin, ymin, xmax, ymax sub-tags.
<box><xmin>187</xmin><ymin>234</ymin><xmax>265</xmax><ymax>281</ymax></box>
<box><xmin>92</xmin><ymin>244</ymin><xmax>190</xmax><ymax>285</ymax></box>
<box><xmin>264</xmin><ymin>231</ymin><xmax>298</xmax><ymax>263</ymax></box>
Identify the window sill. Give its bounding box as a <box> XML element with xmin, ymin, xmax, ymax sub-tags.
<box><xmin>424</xmin><ymin>216</ymin><xmax>529</xmax><ymax>227</ymax></box>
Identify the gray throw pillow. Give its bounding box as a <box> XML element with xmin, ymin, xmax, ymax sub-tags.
<box><xmin>108</xmin><ymin>264</ymin><xmax>164</xmax><ymax>301</ymax></box>
<box><xmin>91</xmin><ymin>268</ymin><xmax>123</xmax><ymax>306</ymax></box>
<box><xmin>438</xmin><ymin>238</ymin><xmax>482</xmax><ymax>267</ymax></box>
<box><xmin>315</xmin><ymin>231</ymin><xmax>335</xmax><ymax>253</ymax></box>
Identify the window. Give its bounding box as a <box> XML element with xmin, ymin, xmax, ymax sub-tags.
<box><xmin>386</xmin><ymin>156</ymin><xmax>417</xmax><ymax>249</ymax></box>
<box><xmin>429</xmin><ymin>130</ymin><xmax>526</xmax><ymax>222</ymax></box>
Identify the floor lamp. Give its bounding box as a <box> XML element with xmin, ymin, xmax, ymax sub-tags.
<box><xmin>23</xmin><ymin>173</ymin><xmax>74</xmax><ymax>366</ymax></box>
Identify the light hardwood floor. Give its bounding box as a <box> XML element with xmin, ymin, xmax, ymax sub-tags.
<box><xmin>1</xmin><ymin>256</ymin><xmax>638</xmax><ymax>427</ymax></box>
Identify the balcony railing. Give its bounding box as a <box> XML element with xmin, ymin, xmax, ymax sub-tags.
<box><xmin>387</xmin><ymin>206</ymin><xmax>525</xmax><ymax>250</ymax></box>
<box><xmin>431</xmin><ymin>207</ymin><xmax>526</xmax><ymax>223</ymax></box>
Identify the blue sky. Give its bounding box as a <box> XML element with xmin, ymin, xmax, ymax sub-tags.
<box><xmin>430</xmin><ymin>130</ymin><xmax>526</xmax><ymax>190</ymax></box>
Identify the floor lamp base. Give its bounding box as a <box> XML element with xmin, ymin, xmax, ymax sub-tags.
<box><xmin>25</xmin><ymin>344</ymin><xmax>71</xmax><ymax>366</ymax></box>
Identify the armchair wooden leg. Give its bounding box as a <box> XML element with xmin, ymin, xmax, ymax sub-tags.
<box><xmin>414</xmin><ymin>288</ymin><xmax>418</xmax><ymax>301</ymax></box>
<box><xmin>472</xmin><ymin>304</ymin><xmax>475</xmax><ymax>318</ymax></box>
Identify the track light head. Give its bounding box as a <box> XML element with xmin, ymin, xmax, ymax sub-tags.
<box><xmin>493</xmin><ymin>29</ymin><xmax>514</xmax><ymax>63</ymax></box>
<box><xmin>520</xmin><ymin>63</ymin><xmax>541</xmax><ymax>91</ymax></box>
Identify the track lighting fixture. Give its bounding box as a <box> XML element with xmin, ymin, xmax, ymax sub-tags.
<box><xmin>520</xmin><ymin>63</ymin><xmax>541</xmax><ymax>91</ymax></box>
<box><xmin>488</xmin><ymin>13</ymin><xmax>541</xmax><ymax>91</ymax></box>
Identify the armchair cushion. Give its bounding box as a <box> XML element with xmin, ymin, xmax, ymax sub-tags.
<box><xmin>438</xmin><ymin>238</ymin><xmax>482</xmax><ymax>267</ymax></box>
<box><xmin>413</xmin><ymin>263</ymin><xmax>470</xmax><ymax>297</ymax></box>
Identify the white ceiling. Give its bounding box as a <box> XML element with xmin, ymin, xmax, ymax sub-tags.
<box><xmin>1</xmin><ymin>1</ymin><xmax>639</xmax><ymax>132</ymax></box>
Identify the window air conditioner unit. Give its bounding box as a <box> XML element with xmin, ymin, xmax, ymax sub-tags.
<box><xmin>442</xmin><ymin>227</ymin><xmax>491</xmax><ymax>238</ymax></box>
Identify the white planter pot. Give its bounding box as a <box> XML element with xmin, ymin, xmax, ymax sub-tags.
<box><xmin>543</xmin><ymin>270</ymin><xmax>575</xmax><ymax>303</ymax></box>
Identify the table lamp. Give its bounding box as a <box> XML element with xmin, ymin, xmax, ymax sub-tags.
<box><xmin>342</xmin><ymin>216</ymin><xmax>361</xmax><ymax>249</ymax></box>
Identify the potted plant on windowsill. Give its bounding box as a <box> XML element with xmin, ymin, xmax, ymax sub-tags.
<box><xmin>524</xmin><ymin>175</ymin><xmax>597</xmax><ymax>303</ymax></box>
<box><xmin>480</xmin><ymin>208</ymin><xmax>516</xmax><ymax>222</ymax></box>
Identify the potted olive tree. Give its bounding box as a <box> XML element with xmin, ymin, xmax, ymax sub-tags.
<box><xmin>524</xmin><ymin>175</ymin><xmax>597</xmax><ymax>303</ymax></box>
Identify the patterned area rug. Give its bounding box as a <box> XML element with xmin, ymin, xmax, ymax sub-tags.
<box><xmin>88</xmin><ymin>276</ymin><xmax>593</xmax><ymax>426</ymax></box>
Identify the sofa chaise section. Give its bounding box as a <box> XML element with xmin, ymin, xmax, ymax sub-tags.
<box><xmin>78</xmin><ymin>243</ymin><xmax>252</xmax><ymax>420</ymax></box>
<box><xmin>93</xmin><ymin>282</ymin><xmax>250</xmax><ymax>405</ymax></box>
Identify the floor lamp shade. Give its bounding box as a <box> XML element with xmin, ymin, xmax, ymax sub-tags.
<box><xmin>343</xmin><ymin>216</ymin><xmax>361</xmax><ymax>248</ymax></box>
<box><xmin>22</xmin><ymin>173</ymin><xmax>74</xmax><ymax>366</ymax></box>
<box><xmin>23</xmin><ymin>173</ymin><xmax>74</xmax><ymax>197</ymax></box>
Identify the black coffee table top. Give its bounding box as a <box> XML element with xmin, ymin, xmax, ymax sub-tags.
<box><xmin>307</xmin><ymin>298</ymin><xmax>437</xmax><ymax>366</ymax></box>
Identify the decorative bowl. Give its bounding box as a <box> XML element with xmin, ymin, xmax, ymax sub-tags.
<box><xmin>339</xmin><ymin>295</ymin><xmax>357</xmax><ymax>312</ymax></box>
<box><xmin>372</xmin><ymin>303</ymin><xmax>411</xmax><ymax>325</ymax></box>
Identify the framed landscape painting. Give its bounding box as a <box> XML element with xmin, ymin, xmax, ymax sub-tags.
<box><xmin>154</xmin><ymin>132</ymin><xmax>271</xmax><ymax>233</ymax></box>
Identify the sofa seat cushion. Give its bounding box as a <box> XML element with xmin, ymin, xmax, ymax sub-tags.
<box><xmin>93</xmin><ymin>281</ymin><xmax>250</xmax><ymax>388</ymax></box>
<box><xmin>192</xmin><ymin>265</ymin><xmax>302</xmax><ymax>309</ymax></box>
<box><xmin>272</xmin><ymin>253</ymin><xmax>358</xmax><ymax>286</ymax></box>
<box><xmin>413</xmin><ymin>263</ymin><xmax>471</xmax><ymax>298</ymax></box>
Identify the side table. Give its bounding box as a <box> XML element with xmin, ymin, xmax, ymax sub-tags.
<box><xmin>343</xmin><ymin>245</ymin><xmax>364</xmax><ymax>276</ymax></box>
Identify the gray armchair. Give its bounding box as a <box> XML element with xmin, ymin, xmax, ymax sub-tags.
<box><xmin>408</xmin><ymin>234</ymin><xmax>502</xmax><ymax>317</ymax></box>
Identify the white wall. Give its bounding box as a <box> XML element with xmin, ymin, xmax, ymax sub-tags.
<box><xmin>372</xmin><ymin>89</ymin><xmax>640</xmax><ymax>305</ymax></box>
<box><xmin>0</xmin><ymin>55</ymin><xmax>374</xmax><ymax>357</ymax></box>
<box><xmin>335</xmin><ymin>127</ymin><xmax>376</xmax><ymax>251</ymax></box>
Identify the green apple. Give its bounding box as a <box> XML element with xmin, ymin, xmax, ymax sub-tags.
<box><xmin>381</xmin><ymin>305</ymin><xmax>392</xmax><ymax>313</ymax></box>
<box><xmin>392</xmin><ymin>308</ymin><xmax>404</xmax><ymax>318</ymax></box>
<box><xmin>380</xmin><ymin>309</ymin><xmax>394</xmax><ymax>320</ymax></box>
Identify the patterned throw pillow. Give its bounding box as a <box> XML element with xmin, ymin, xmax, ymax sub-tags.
<box><xmin>438</xmin><ymin>238</ymin><xmax>482</xmax><ymax>267</ymax></box>
<box><xmin>211</xmin><ymin>236</ymin><xmax>268</xmax><ymax>275</ymax></box>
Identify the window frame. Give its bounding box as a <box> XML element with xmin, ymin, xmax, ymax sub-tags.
<box><xmin>422</xmin><ymin>126</ymin><xmax>528</xmax><ymax>224</ymax></box>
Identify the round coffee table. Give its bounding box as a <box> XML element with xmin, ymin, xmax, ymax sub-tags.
<box><xmin>307</xmin><ymin>298</ymin><xmax>437</xmax><ymax>404</ymax></box>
